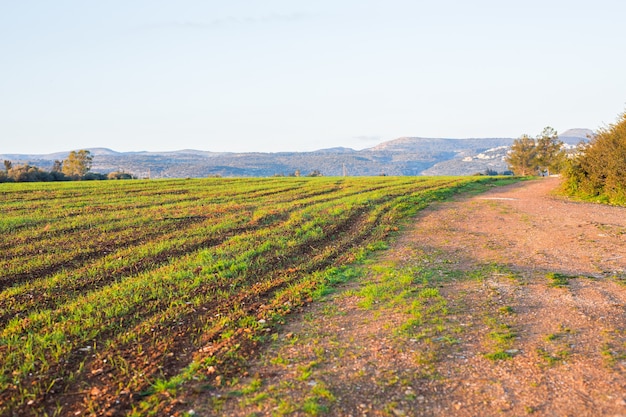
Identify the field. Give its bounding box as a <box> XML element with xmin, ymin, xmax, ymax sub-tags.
<box><xmin>0</xmin><ymin>176</ymin><xmax>514</xmax><ymax>416</ymax></box>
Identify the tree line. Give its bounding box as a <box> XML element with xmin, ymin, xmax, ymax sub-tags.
<box><xmin>0</xmin><ymin>150</ymin><xmax>135</xmax><ymax>183</ymax></box>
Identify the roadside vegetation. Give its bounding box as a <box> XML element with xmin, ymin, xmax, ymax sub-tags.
<box><xmin>561</xmin><ymin>110</ymin><xmax>626</xmax><ymax>205</ymax></box>
<box><xmin>0</xmin><ymin>175</ymin><xmax>516</xmax><ymax>416</ymax></box>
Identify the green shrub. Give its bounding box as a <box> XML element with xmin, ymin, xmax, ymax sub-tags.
<box><xmin>562</xmin><ymin>111</ymin><xmax>626</xmax><ymax>205</ymax></box>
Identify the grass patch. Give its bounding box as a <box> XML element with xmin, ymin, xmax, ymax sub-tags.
<box><xmin>536</xmin><ymin>347</ymin><xmax>569</xmax><ymax>366</ymax></box>
<box><xmin>498</xmin><ymin>305</ymin><xmax>514</xmax><ymax>315</ymax></box>
<box><xmin>484</xmin><ymin>350</ymin><xmax>514</xmax><ymax>361</ymax></box>
<box><xmin>546</xmin><ymin>272</ymin><xmax>576</xmax><ymax>287</ymax></box>
<box><xmin>600</xmin><ymin>329</ymin><xmax>626</xmax><ymax>368</ymax></box>
<box><xmin>488</xmin><ymin>326</ymin><xmax>517</xmax><ymax>344</ymax></box>
<box><xmin>468</xmin><ymin>263</ymin><xmax>518</xmax><ymax>282</ymax></box>
<box><xmin>484</xmin><ymin>325</ymin><xmax>517</xmax><ymax>361</ymax></box>
<box><xmin>536</xmin><ymin>324</ymin><xmax>574</xmax><ymax>367</ymax></box>
<box><xmin>301</xmin><ymin>383</ymin><xmax>336</xmax><ymax>415</ymax></box>
<box><xmin>296</xmin><ymin>361</ymin><xmax>319</xmax><ymax>381</ymax></box>
<box><xmin>481</xmin><ymin>279</ymin><xmax>518</xmax><ymax>360</ymax></box>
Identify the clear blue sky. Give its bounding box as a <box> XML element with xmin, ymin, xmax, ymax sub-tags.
<box><xmin>1</xmin><ymin>1</ymin><xmax>625</xmax><ymax>154</ymax></box>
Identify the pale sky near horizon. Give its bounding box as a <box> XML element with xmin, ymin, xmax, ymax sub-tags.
<box><xmin>1</xmin><ymin>0</ymin><xmax>626</xmax><ymax>154</ymax></box>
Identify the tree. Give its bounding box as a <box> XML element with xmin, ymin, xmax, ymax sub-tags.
<box><xmin>62</xmin><ymin>150</ymin><xmax>93</xmax><ymax>178</ymax></box>
<box><xmin>505</xmin><ymin>134</ymin><xmax>538</xmax><ymax>176</ymax></box>
<box><xmin>51</xmin><ymin>160</ymin><xmax>63</xmax><ymax>173</ymax></box>
<box><xmin>535</xmin><ymin>127</ymin><xmax>565</xmax><ymax>175</ymax></box>
<box><xmin>506</xmin><ymin>127</ymin><xmax>565</xmax><ymax>176</ymax></box>
<box><xmin>3</xmin><ymin>160</ymin><xmax>12</xmax><ymax>172</ymax></box>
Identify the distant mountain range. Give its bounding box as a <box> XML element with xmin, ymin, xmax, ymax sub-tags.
<box><xmin>0</xmin><ymin>129</ymin><xmax>593</xmax><ymax>178</ymax></box>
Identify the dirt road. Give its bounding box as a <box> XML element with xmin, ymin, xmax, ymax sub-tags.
<box><xmin>190</xmin><ymin>177</ymin><xmax>626</xmax><ymax>416</ymax></box>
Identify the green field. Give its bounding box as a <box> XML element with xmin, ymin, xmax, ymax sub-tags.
<box><xmin>0</xmin><ymin>176</ymin><xmax>515</xmax><ymax>416</ymax></box>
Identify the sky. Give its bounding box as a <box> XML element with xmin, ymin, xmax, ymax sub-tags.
<box><xmin>1</xmin><ymin>1</ymin><xmax>626</xmax><ymax>154</ymax></box>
